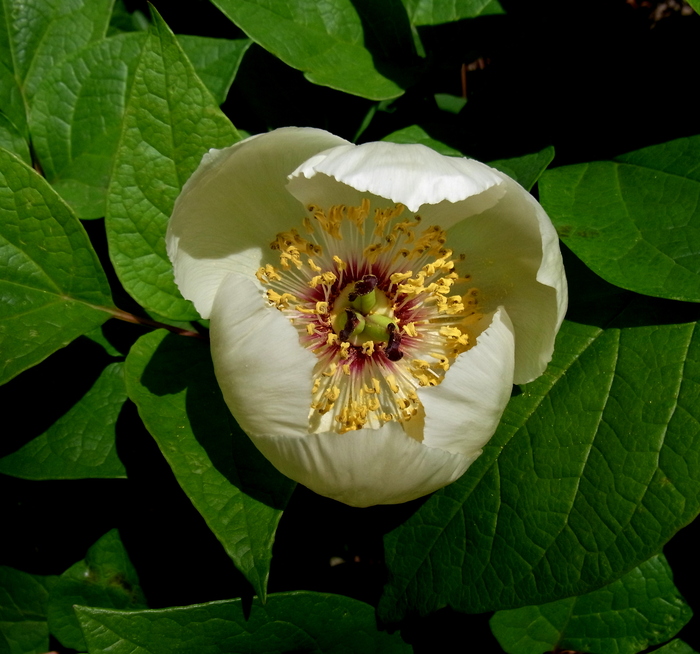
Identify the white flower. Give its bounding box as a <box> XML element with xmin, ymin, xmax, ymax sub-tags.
<box><xmin>167</xmin><ymin>127</ymin><xmax>567</xmax><ymax>507</ymax></box>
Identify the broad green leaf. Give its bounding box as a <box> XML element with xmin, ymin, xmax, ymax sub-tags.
<box><xmin>108</xmin><ymin>0</ymin><xmax>149</xmax><ymax>35</ymax></box>
<box><xmin>211</xmin><ymin>0</ymin><xmax>413</xmax><ymax>100</ymax></box>
<box><xmin>434</xmin><ymin>92</ymin><xmax>467</xmax><ymax>113</ymax></box>
<box><xmin>490</xmin><ymin>554</ymin><xmax>692</xmax><ymax>654</ymax></box>
<box><xmin>0</xmin><ymin>362</ymin><xmax>127</xmax><ymax>479</ymax></box>
<box><xmin>106</xmin><ymin>8</ymin><xmax>239</xmax><ymax>321</ymax></box>
<box><xmin>0</xmin><ymin>147</ymin><xmax>114</xmax><ymax>385</ymax></box>
<box><xmin>48</xmin><ymin>529</ymin><xmax>147</xmax><ymax>652</ymax></box>
<box><xmin>401</xmin><ymin>0</ymin><xmax>504</xmax><ymax>25</ymax></box>
<box><xmin>489</xmin><ymin>146</ymin><xmax>555</xmax><ymax>191</ymax></box>
<box><xmin>29</xmin><ymin>32</ymin><xmax>147</xmax><ymax>219</ymax></box>
<box><xmin>540</xmin><ymin>135</ymin><xmax>700</xmax><ymax>302</ymax></box>
<box><xmin>0</xmin><ymin>0</ymin><xmax>113</xmax><ymax>136</ymax></box>
<box><xmin>655</xmin><ymin>640</ymin><xmax>699</xmax><ymax>654</ymax></box>
<box><xmin>124</xmin><ymin>329</ymin><xmax>295</xmax><ymax>601</ymax></box>
<box><xmin>0</xmin><ymin>567</ymin><xmax>57</xmax><ymax>654</ymax></box>
<box><xmin>176</xmin><ymin>35</ymin><xmax>251</xmax><ymax>105</ymax></box>
<box><xmin>382</xmin><ymin>125</ymin><xmax>463</xmax><ymax>156</ymax></box>
<box><xmin>687</xmin><ymin>0</ymin><xmax>700</xmax><ymax>14</ymax></box>
<box><xmin>76</xmin><ymin>593</ymin><xmax>411</xmax><ymax>654</ymax></box>
<box><xmin>0</xmin><ymin>113</ymin><xmax>29</xmax><ymax>164</ymax></box>
<box><xmin>379</xmin><ymin>296</ymin><xmax>700</xmax><ymax>620</ymax></box>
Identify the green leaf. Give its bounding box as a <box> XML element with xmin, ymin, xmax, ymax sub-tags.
<box><xmin>124</xmin><ymin>329</ymin><xmax>295</xmax><ymax>601</ymax></box>
<box><xmin>687</xmin><ymin>0</ymin><xmax>700</xmax><ymax>14</ymax></box>
<box><xmin>0</xmin><ymin>147</ymin><xmax>114</xmax><ymax>385</ymax></box>
<box><xmin>655</xmin><ymin>640</ymin><xmax>699</xmax><ymax>654</ymax></box>
<box><xmin>0</xmin><ymin>113</ymin><xmax>29</xmax><ymax>164</ymax></box>
<box><xmin>76</xmin><ymin>593</ymin><xmax>411</xmax><ymax>654</ymax></box>
<box><xmin>0</xmin><ymin>0</ymin><xmax>114</xmax><ymax>137</ymax></box>
<box><xmin>490</xmin><ymin>554</ymin><xmax>692</xmax><ymax>654</ymax></box>
<box><xmin>210</xmin><ymin>0</ymin><xmax>412</xmax><ymax>100</ymax></box>
<box><xmin>434</xmin><ymin>92</ymin><xmax>467</xmax><ymax>113</ymax></box>
<box><xmin>176</xmin><ymin>35</ymin><xmax>251</xmax><ymax>105</ymax></box>
<box><xmin>489</xmin><ymin>146</ymin><xmax>555</xmax><ymax>191</ymax></box>
<box><xmin>382</xmin><ymin>125</ymin><xmax>463</xmax><ymax>156</ymax></box>
<box><xmin>29</xmin><ymin>32</ymin><xmax>147</xmax><ymax>219</ymax></box>
<box><xmin>48</xmin><ymin>529</ymin><xmax>147</xmax><ymax>652</ymax></box>
<box><xmin>379</xmin><ymin>297</ymin><xmax>700</xmax><ymax>620</ymax></box>
<box><xmin>106</xmin><ymin>7</ymin><xmax>239</xmax><ymax>321</ymax></box>
<box><xmin>401</xmin><ymin>0</ymin><xmax>504</xmax><ymax>26</ymax></box>
<box><xmin>540</xmin><ymin>135</ymin><xmax>700</xmax><ymax>302</ymax></box>
<box><xmin>0</xmin><ymin>362</ymin><xmax>127</xmax><ymax>479</ymax></box>
<box><xmin>0</xmin><ymin>567</ymin><xmax>57</xmax><ymax>654</ymax></box>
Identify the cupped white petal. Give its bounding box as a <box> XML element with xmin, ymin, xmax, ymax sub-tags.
<box><xmin>167</xmin><ymin>128</ymin><xmax>349</xmax><ymax>318</ymax></box>
<box><xmin>252</xmin><ymin>422</ymin><xmax>478</xmax><ymax>507</ymax></box>
<box><xmin>420</xmin><ymin>307</ymin><xmax>515</xmax><ymax>455</ymax></box>
<box><xmin>425</xmin><ymin>172</ymin><xmax>567</xmax><ymax>384</ymax></box>
<box><xmin>210</xmin><ymin>273</ymin><xmax>315</xmax><ymax>437</ymax></box>
<box><xmin>289</xmin><ymin>141</ymin><xmax>504</xmax><ymax>212</ymax></box>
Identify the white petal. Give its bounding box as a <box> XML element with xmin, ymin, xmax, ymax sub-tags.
<box><xmin>429</xmin><ymin>171</ymin><xmax>567</xmax><ymax>384</ymax></box>
<box><xmin>420</xmin><ymin>307</ymin><xmax>515</xmax><ymax>455</ymax></box>
<box><xmin>289</xmin><ymin>141</ymin><xmax>504</xmax><ymax>212</ymax></box>
<box><xmin>167</xmin><ymin>128</ymin><xmax>349</xmax><ymax>318</ymax></box>
<box><xmin>209</xmin><ymin>273</ymin><xmax>315</xmax><ymax>437</ymax></box>
<box><xmin>252</xmin><ymin>422</ymin><xmax>477</xmax><ymax>507</ymax></box>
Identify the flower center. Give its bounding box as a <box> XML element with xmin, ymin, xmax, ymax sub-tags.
<box><xmin>256</xmin><ymin>199</ymin><xmax>483</xmax><ymax>436</ymax></box>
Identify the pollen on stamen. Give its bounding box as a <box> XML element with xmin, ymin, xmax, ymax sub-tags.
<box><xmin>259</xmin><ymin>197</ymin><xmax>483</xmax><ymax>435</ymax></box>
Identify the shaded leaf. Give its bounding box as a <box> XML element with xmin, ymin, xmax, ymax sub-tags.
<box><xmin>655</xmin><ymin>640</ymin><xmax>699</xmax><ymax>654</ymax></box>
<box><xmin>105</xmin><ymin>7</ymin><xmax>239</xmax><ymax>321</ymax></box>
<box><xmin>382</xmin><ymin>125</ymin><xmax>463</xmax><ymax>156</ymax></box>
<box><xmin>540</xmin><ymin>135</ymin><xmax>700</xmax><ymax>302</ymax></box>
<box><xmin>176</xmin><ymin>35</ymin><xmax>251</xmax><ymax>105</ymax></box>
<box><xmin>29</xmin><ymin>32</ymin><xmax>147</xmax><ymax>219</ymax></box>
<box><xmin>48</xmin><ymin>529</ymin><xmax>147</xmax><ymax>652</ymax></box>
<box><xmin>0</xmin><ymin>567</ymin><xmax>57</xmax><ymax>654</ymax></box>
<box><xmin>211</xmin><ymin>0</ymin><xmax>413</xmax><ymax>100</ymax></box>
<box><xmin>0</xmin><ymin>114</ymin><xmax>29</xmax><ymax>164</ymax></box>
<box><xmin>0</xmin><ymin>362</ymin><xmax>127</xmax><ymax>479</ymax></box>
<box><xmin>490</xmin><ymin>553</ymin><xmax>692</xmax><ymax>654</ymax></box>
<box><xmin>0</xmin><ymin>147</ymin><xmax>114</xmax><ymax>385</ymax></box>
<box><xmin>401</xmin><ymin>0</ymin><xmax>504</xmax><ymax>25</ymax></box>
<box><xmin>379</xmin><ymin>296</ymin><xmax>700</xmax><ymax>619</ymax></box>
<box><xmin>124</xmin><ymin>329</ymin><xmax>295</xmax><ymax>601</ymax></box>
<box><xmin>489</xmin><ymin>146</ymin><xmax>555</xmax><ymax>191</ymax></box>
<box><xmin>76</xmin><ymin>593</ymin><xmax>411</xmax><ymax>654</ymax></box>
<box><xmin>0</xmin><ymin>0</ymin><xmax>113</xmax><ymax>136</ymax></box>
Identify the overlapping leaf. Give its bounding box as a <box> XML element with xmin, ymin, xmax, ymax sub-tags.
<box><xmin>211</xmin><ymin>0</ymin><xmax>414</xmax><ymax>100</ymax></box>
<box><xmin>48</xmin><ymin>529</ymin><xmax>147</xmax><ymax>651</ymax></box>
<box><xmin>401</xmin><ymin>0</ymin><xmax>504</xmax><ymax>25</ymax></box>
<box><xmin>0</xmin><ymin>567</ymin><xmax>56</xmax><ymax>654</ymax></box>
<box><xmin>540</xmin><ymin>135</ymin><xmax>700</xmax><ymax>302</ymax></box>
<box><xmin>124</xmin><ymin>330</ymin><xmax>295</xmax><ymax>601</ymax></box>
<box><xmin>105</xmin><ymin>8</ymin><xmax>239</xmax><ymax>321</ymax></box>
<box><xmin>379</xmin><ymin>291</ymin><xmax>700</xmax><ymax>620</ymax></box>
<box><xmin>0</xmin><ymin>148</ymin><xmax>114</xmax><ymax>385</ymax></box>
<box><xmin>0</xmin><ymin>362</ymin><xmax>127</xmax><ymax>479</ymax></box>
<box><xmin>76</xmin><ymin>592</ymin><xmax>411</xmax><ymax>654</ymax></box>
<box><xmin>490</xmin><ymin>554</ymin><xmax>692</xmax><ymax>654</ymax></box>
<box><xmin>0</xmin><ymin>0</ymin><xmax>113</xmax><ymax>137</ymax></box>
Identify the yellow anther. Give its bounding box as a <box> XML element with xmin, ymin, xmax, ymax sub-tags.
<box><xmin>361</xmin><ymin>341</ymin><xmax>375</xmax><ymax>356</ymax></box>
<box><xmin>302</xmin><ymin>216</ymin><xmax>315</xmax><ymax>234</ymax></box>
<box><xmin>309</xmin><ymin>275</ymin><xmax>322</xmax><ymax>288</ymax></box>
<box><xmin>322</xmin><ymin>362</ymin><xmax>338</xmax><ymax>377</ymax></box>
<box><xmin>440</xmin><ymin>326</ymin><xmax>463</xmax><ymax>339</ymax></box>
<box><xmin>321</xmin><ymin>271</ymin><xmax>337</xmax><ymax>285</ymax></box>
<box><xmin>324</xmin><ymin>386</ymin><xmax>341</xmax><ymax>402</ymax></box>
<box><xmin>390</xmin><ymin>271</ymin><xmax>413</xmax><ymax>284</ymax></box>
<box><xmin>386</xmin><ymin>374</ymin><xmax>399</xmax><ymax>394</ymax></box>
<box><xmin>339</xmin><ymin>342</ymin><xmax>350</xmax><ymax>359</ymax></box>
<box><xmin>342</xmin><ymin>364</ymin><xmax>351</xmax><ymax>375</ymax></box>
<box><xmin>327</xmin><ymin>333</ymin><xmax>338</xmax><ymax>346</ymax></box>
<box><xmin>308</xmin><ymin>258</ymin><xmax>322</xmax><ymax>272</ymax></box>
<box><xmin>333</xmin><ymin>255</ymin><xmax>346</xmax><ymax>271</ymax></box>
<box><xmin>368</xmin><ymin>397</ymin><xmax>380</xmax><ymax>412</ymax></box>
<box><xmin>315</xmin><ymin>301</ymin><xmax>329</xmax><ymax>314</ymax></box>
<box><xmin>403</xmin><ymin>322</ymin><xmax>417</xmax><ymax>337</ymax></box>
<box><xmin>372</xmin><ymin>378</ymin><xmax>381</xmax><ymax>394</ymax></box>
<box><xmin>267</xmin><ymin>290</ymin><xmax>297</xmax><ymax>309</ymax></box>
<box><xmin>312</xmin><ymin>378</ymin><xmax>321</xmax><ymax>394</ymax></box>
<box><xmin>306</xmin><ymin>323</ymin><xmax>316</xmax><ymax>335</ymax></box>
<box><xmin>412</xmin><ymin>359</ymin><xmax>431</xmax><ymax>370</ymax></box>
<box><xmin>430</xmin><ymin>353</ymin><xmax>450</xmax><ymax>371</ymax></box>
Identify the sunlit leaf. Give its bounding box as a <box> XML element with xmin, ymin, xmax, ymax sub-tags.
<box><xmin>490</xmin><ymin>554</ymin><xmax>692</xmax><ymax>654</ymax></box>
<box><xmin>76</xmin><ymin>593</ymin><xmax>411</xmax><ymax>654</ymax></box>
<box><xmin>379</xmin><ymin>292</ymin><xmax>700</xmax><ymax>620</ymax></box>
<box><xmin>105</xmin><ymin>7</ymin><xmax>239</xmax><ymax>321</ymax></box>
<box><xmin>48</xmin><ymin>529</ymin><xmax>147</xmax><ymax>652</ymax></box>
<box><xmin>489</xmin><ymin>146</ymin><xmax>555</xmax><ymax>191</ymax></box>
<box><xmin>0</xmin><ymin>362</ymin><xmax>127</xmax><ymax>479</ymax></box>
<box><xmin>0</xmin><ymin>148</ymin><xmax>114</xmax><ymax>385</ymax></box>
<box><xmin>401</xmin><ymin>0</ymin><xmax>504</xmax><ymax>26</ymax></box>
<box><xmin>0</xmin><ymin>114</ymin><xmax>29</xmax><ymax>164</ymax></box>
<box><xmin>124</xmin><ymin>329</ymin><xmax>295</xmax><ymax>601</ymax></box>
<box><xmin>210</xmin><ymin>0</ymin><xmax>414</xmax><ymax>100</ymax></box>
<box><xmin>540</xmin><ymin>135</ymin><xmax>700</xmax><ymax>302</ymax></box>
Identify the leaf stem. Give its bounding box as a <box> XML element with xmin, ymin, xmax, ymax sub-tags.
<box><xmin>107</xmin><ymin>307</ymin><xmax>207</xmax><ymax>339</ymax></box>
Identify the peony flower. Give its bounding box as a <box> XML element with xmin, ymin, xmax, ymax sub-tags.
<box><xmin>167</xmin><ymin>127</ymin><xmax>567</xmax><ymax>507</ymax></box>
